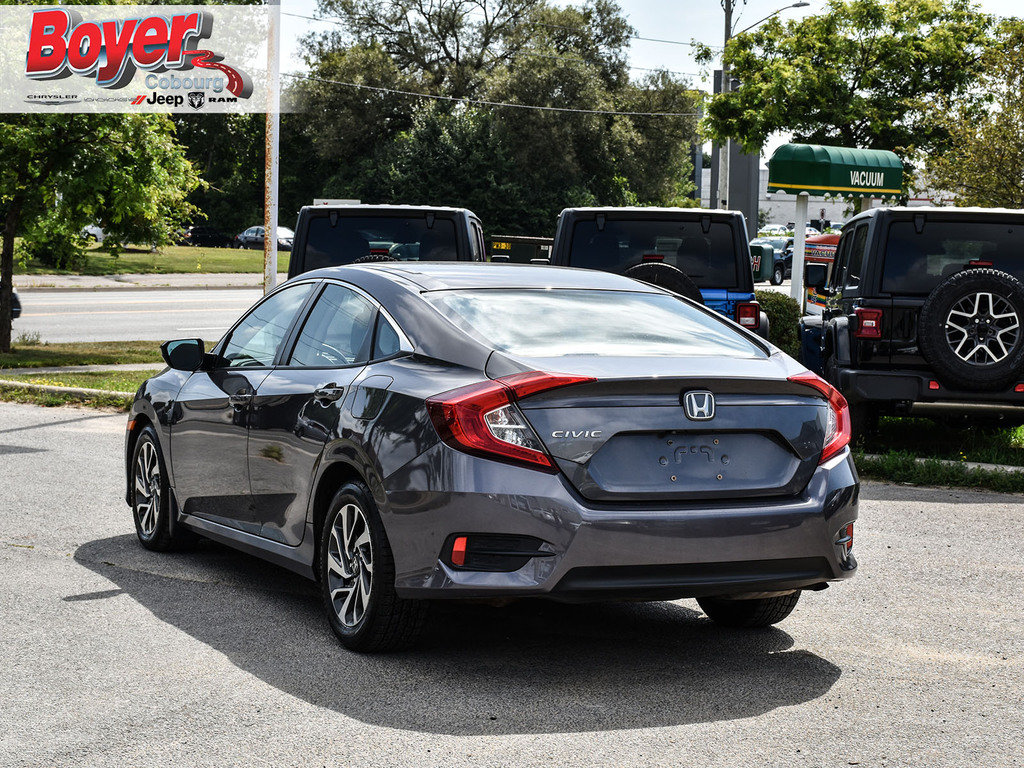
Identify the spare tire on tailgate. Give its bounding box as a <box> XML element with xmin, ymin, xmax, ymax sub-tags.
<box><xmin>918</xmin><ymin>267</ymin><xmax>1024</xmax><ymax>391</ymax></box>
<box><xmin>624</xmin><ymin>263</ymin><xmax>704</xmax><ymax>304</ymax></box>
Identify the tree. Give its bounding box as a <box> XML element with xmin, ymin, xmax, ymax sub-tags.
<box><xmin>700</xmin><ymin>0</ymin><xmax>992</xmax><ymax>156</ymax></box>
<box><xmin>0</xmin><ymin>115</ymin><xmax>200</xmax><ymax>352</ymax></box>
<box><xmin>926</xmin><ymin>21</ymin><xmax>1024</xmax><ymax>208</ymax></box>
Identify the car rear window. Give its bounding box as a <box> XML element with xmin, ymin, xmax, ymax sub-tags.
<box><xmin>425</xmin><ymin>289</ymin><xmax>765</xmax><ymax>358</ymax></box>
<box><xmin>567</xmin><ymin>220</ymin><xmax>741</xmax><ymax>288</ymax></box>
<box><xmin>302</xmin><ymin>216</ymin><xmax>459</xmax><ymax>271</ymax></box>
<box><xmin>882</xmin><ymin>221</ymin><xmax>1024</xmax><ymax>294</ymax></box>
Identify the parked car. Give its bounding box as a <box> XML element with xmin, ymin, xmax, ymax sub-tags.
<box><xmin>750</xmin><ymin>236</ymin><xmax>793</xmax><ymax>285</ymax></box>
<box><xmin>234</xmin><ymin>226</ymin><xmax>294</xmax><ymax>251</ymax></box>
<box><xmin>81</xmin><ymin>224</ymin><xmax>105</xmax><ymax>243</ymax></box>
<box><xmin>126</xmin><ymin>262</ymin><xmax>858</xmax><ymax>651</ymax></box>
<box><xmin>11</xmin><ymin>288</ymin><xmax>21</xmax><ymax>320</ymax></box>
<box><xmin>181</xmin><ymin>226</ymin><xmax>232</xmax><ymax>248</ymax></box>
<box><xmin>758</xmin><ymin>224</ymin><xmax>789</xmax><ymax>237</ymax></box>
<box><xmin>287</xmin><ymin>204</ymin><xmax>486</xmax><ymax>278</ymax></box>
<box><xmin>802</xmin><ymin>207</ymin><xmax>1024</xmax><ymax>435</ymax></box>
<box><xmin>548</xmin><ymin>207</ymin><xmax>769</xmax><ymax>338</ymax></box>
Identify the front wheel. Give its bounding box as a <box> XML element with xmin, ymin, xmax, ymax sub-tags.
<box><xmin>131</xmin><ymin>427</ymin><xmax>194</xmax><ymax>551</ymax></box>
<box><xmin>771</xmin><ymin>264</ymin><xmax>784</xmax><ymax>285</ymax></box>
<box><xmin>318</xmin><ymin>482</ymin><xmax>428</xmax><ymax>652</ymax></box>
<box><xmin>697</xmin><ymin>592</ymin><xmax>800</xmax><ymax>628</ymax></box>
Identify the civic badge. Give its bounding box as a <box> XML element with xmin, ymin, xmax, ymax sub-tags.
<box><xmin>683</xmin><ymin>390</ymin><xmax>715</xmax><ymax>421</ymax></box>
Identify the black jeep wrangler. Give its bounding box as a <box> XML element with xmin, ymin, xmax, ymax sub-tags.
<box><xmin>802</xmin><ymin>207</ymin><xmax>1024</xmax><ymax>434</ymax></box>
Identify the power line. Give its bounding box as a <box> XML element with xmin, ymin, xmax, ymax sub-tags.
<box><xmin>282</xmin><ymin>71</ymin><xmax>700</xmax><ymax>117</ymax></box>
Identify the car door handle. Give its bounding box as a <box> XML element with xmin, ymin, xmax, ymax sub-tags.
<box><xmin>228</xmin><ymin>391</ymin><xmax>253</xmax><ymax>408</ymax></box>
<box><xmin>313</xmin><ymin>384</ymin><xmax>345</xmax><ymax>403</ymax></box>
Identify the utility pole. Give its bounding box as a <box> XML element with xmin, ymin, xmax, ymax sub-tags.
<box><xmin>263</xmin><ymin>0</ymin><xmax>281</xmax><ymax>295</ymax></box>
<box><xmin>715</xmin><ymin>0</ymin><xmax>733</xmax><ymax>211</ymax></box>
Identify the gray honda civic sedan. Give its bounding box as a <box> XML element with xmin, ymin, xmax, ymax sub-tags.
<box><xmin>126</xmin><ymin>263</ymin><xmax>858</xmax><ymax>651</ymax></box>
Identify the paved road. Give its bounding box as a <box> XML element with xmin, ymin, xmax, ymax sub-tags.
<box><xmin>13</xmin><ymin>289</ymin><xmax>262</xmax><ymax>343</ymax></box>
<box><xmin>0</xmin><ymin>401</ymin><xmax>1020</xmax><ymax>767</ymax></box>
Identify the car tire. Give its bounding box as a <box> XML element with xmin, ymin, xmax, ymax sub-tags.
<box><xmin>771</xmin><ymin>264</ymin><xmax>784</xmax><ymax>285</ymax></box>
<box><xmin>131</xmin><ymin>427</ymin><xmax>195</xmax><ymax>552</ymax></box>
<box><xmin>697</xmin><ymin>592</ymin><xmax>801</xmax><ymax>628</ymax></box>
<box><xmin>236</xmin><ymin>243</ymin><xmax>245</xmax><ymax>250</ymax></box>
<box><xmin>918</xmin><ymin>268</ymin><xmax>1024</xmax><ymax>391</ymax></box>
<box><xmin>318</xmin><ymin>481</ymin><xmax>428</xmax><ymax>652</ymax></box>
<box><xmin>624</xmin><ymin>263</ymin><xmax>704</xmax><ymax>304</ymax></box>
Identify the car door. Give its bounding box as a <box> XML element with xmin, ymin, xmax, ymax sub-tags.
<box><xmin>248</xmin><ymin>281</ymin><xmax>380</xmax><ymax>545</ymax></box>
<box><xmin>170</xmin><ymin>282</ymin><xmax>316</xmax><ymax>534</ymax></box>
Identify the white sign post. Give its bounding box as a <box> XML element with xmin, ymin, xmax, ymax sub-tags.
<box><xmin>790</xmin><ymin>192</ymin><xmax>809</xmax><ymax>308</ymax></box>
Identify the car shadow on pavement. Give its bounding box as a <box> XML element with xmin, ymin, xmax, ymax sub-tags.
<box><xmin>75</xmin><ymin>534</ymin><xmax>842</xmax><ymax>736</ymax></box>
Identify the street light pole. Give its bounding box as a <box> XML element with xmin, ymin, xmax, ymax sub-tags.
<box><xmin>263</xmin><ymin>0</ymin><xmax>281</xmax><ymax>296</ymax></box>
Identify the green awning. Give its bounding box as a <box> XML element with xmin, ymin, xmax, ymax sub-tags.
<box><xmin>767</xmin><ymin>144</ymin><xmax>903</xmax><ymax>199</ymax></box>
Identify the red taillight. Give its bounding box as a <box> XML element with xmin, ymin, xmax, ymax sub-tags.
<box><xmin>736</xmin><ymin>302</ymin><xmax>760</xmax><ymax>329</ymax></box>
<box><xmin>788</xmin><ymin>371</ymin><xmax>851</xmax><ymax>463</ymax></box>
<box><xmin>426</xmin><ymin>372</ymin><xmax>596</xmax><ymax>472</ymax></box>
<box><xmin>854</xmin><ymin>307</ymin><xmax>883</xmax><ymax>339</ymax></box>
<box><xmin>451</xmin><ymin>536</ymin><xmax>467</xmax><ymax>567</ymax></box>
<box><xmin>1016</xmin><ymin>384</ymin><xmax>1024</xmax><ymax>393</ymax></box>
<box><xmin>929</xmin><ymin>380</ymin><xmax>940</xmax><ymax>390</ymax></box>
<box><xmin>642</xmin><ymin>253</ymin><xmax>665</xmax><ymax>262</ymax></box>
<box><xmin>969</xmin><ymin>260</ymin><xmax>993</xmax><ymax>267</ymax></box>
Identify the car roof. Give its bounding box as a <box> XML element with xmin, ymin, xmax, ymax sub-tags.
<box><xmin>299</xmin><ymin>262</ymin><xmax>664</xmax><ymax>293</ymax></box>
<box><xmin>298</xmin><ymin>204</ymin><xmax>474</xmax><ymax>215</ymax></box>
<box><xmin>846</xmin><ymin>205</ymin><xmax>1024</xmax><ymax>226</ymax></box>
<box><xmin>561</xmin><ymin>206</ymin><xmax>746</xmax><ymax>217</ymax></box>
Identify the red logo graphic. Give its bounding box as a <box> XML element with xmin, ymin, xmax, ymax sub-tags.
<box><xmin>25</xmin><ymin>8</ymin><xmax>251</xmax><ymax>98</ymax></box>
<box><xmin>131</xmin><ymin>95</ymin><xmax>146</xmax><ymax>105</ymax></box>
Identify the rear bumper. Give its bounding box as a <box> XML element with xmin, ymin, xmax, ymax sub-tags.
<box><xmin>384</xmin><ymin>445</ymin><xmax>859</xmax><ymax>601</ymax></box>
<box><xmin>835</xmin><ymin>367</ymin><xmax>1024</xmax><ymax>411</ymax></box>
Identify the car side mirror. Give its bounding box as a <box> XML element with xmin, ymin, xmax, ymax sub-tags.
<box><xmin>805</xmin><ymin>263</ymin><xmax>828</xmax><ymax>290</ymax></box>
<box><xmin>161</xmin><ymin>338</ymin><xmax>205</xmax><ymax>371</ymax></box>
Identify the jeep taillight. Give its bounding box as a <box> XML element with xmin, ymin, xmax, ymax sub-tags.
<box><xmin>788</xmin><ymin>371</ymin><xmax>852</xmax><ymax>463</ymax></box>
<box><xmin>426</xmin><ymin>372</ymin><xmax>595</xmax><ymax>472</ymax></box>
<box><xmin>736</xmin><ymin>302</ymin><xmax>760</xmax><ymax>330</ymax></box>
<box><xmin>854</xmin><ymin>307</ymin><xmax>883</xmax><ymax>339</ymax></box>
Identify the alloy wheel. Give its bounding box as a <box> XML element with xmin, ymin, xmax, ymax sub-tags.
<box><xmin>134</xmin><ymin>441</ymin><xmax>161</xmax><ymax>537</ymax></box>
<box><xmin>944</xmin><ymin>291</ymin><xmax>1021</xmax><ymax>365</ymax></box>
<box><xmin>326</xmin><ymin>502</ymin><xmax>374</xmax><ymax>627</ymax></box>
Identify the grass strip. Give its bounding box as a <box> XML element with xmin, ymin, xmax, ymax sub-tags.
<box><xmin>0</xmin><ymin>340</ymin><xmax>164</xmax><ymax>370</ymax></box>
<box><xmin>0</xmin><ymin>383</ymin><xmax>132</xmax><ymax>411</ymax></box>
<box><xmin>15</xmin><ymin>245</ymin><xmax>291</xmax><ymax>276</ymax></box>
<box><xmin>855</xmin><ymin>450</ymin><xmax>1024</xmax><ymax>494</ymax></box>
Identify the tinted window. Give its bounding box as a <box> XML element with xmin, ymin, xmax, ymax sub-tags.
<box><xmin>568</xmin><ymin>220</ymin><xmax>740</xmax><ymax>288</ymax></box>
<box><xmin>221</xmin><ymin>283</ymin><xmax>312</xmax><ymax>367</ymax></box>
<box><xmin>289</xmin><ymin>284</ymin><xmax>375</xmax><ymax>367</ymax></box>
<box><xmin>845</xmin><ymin>224</ymin><xmax>868</xmax><ymax>289</ymax></box>
<box><xmin>882</xmin><ymin>220</ymin><xmax>1024</xmax><ymax>294</ymax></box>
<box><xmin>302</xmin><ymin>216</ymin><xmax>459</xmax><ymax>271</ymax></box>
<box><xmin>373</xmin><ymin>316</ymin><xmax>402</xmax><ymax>359</ymax></box>
<box><xmin>426</xmin><ymin>289</ymin><xmax>764</xmax><ymax>358</ymax></box>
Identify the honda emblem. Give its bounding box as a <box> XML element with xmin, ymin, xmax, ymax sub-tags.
<box><xmin>683</xmin><ymin>390</ymin><xmax>715</xmax><ymax>421</ymax></box>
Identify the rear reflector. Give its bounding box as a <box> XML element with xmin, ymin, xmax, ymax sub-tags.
<box><xmin>1016</xmin><ymin>384</ymin><xmax>1024</xmax><ymax>393</ymax></box>
<box><xmin>835</xmin><ymin>522</ymin><xmax>854</xmax><ymax>556</ymax></box>
<box><xmin>929</xmin><ymin>380</ymin><xmax>940</xmax><ymax>390</ymax></box>
<box><xmin>427</xmin><ymin>372</ymin><xmax>596</xmax><ymax>472</ymax></box>
<box><xmin>451</xmin><ymin>536</ymin><xmax>467</xmax><ymax>567</ymax></box>
<box><xmin>788</xmin><ymin>371</ymin><xmax>851</xmax><ymax>463</ymax></box>
<box><xmin>854</xmin><ymin>307</ymin><xmax>883</xmax><ymax>339</ymax></box>
<box><xmin>736</xmin><ymin>302</ymin><xmax>760</xmax><ymax>329</ymax></box>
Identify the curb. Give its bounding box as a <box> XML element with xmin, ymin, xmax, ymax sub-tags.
<box><xmin>859</xmin><ymin>452</ymin><xmax>1024</xmax><ymax>476</ymax></box>
<box><xmin>0</xmin><ymin>379</ymin><xmax>133</xmax><ymax>399</ymax></box>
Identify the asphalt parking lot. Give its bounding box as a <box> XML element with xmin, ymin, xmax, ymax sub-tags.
<box><xmin>1</xmin><ymin>400</ymin><xmax>1021</xmax><ymax>767</ymax></box>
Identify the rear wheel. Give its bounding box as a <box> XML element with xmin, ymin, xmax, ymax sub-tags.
<box><xmin>318</xmin><ymin>482</ymin><xmax>427</xmax><ymax>652</ymax></box>
<box><xmin>624</xmin><ymin>262</ymin><xmax>704</xmax><ymax>304</ymax></box>
<box><xmin>698</xmin><ymin>592</ymin><xmax>800</xmax><ymax>628</ymax></box>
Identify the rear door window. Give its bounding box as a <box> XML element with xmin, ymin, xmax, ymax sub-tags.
<box><xmin>302</xmin><ymin>215</ymin><xmax>459</xmax><ymax>271</ymax></box>
<box><xmin>567</xmin><ymin>219</ymin><xmax>740</xmax><ymax>289</ymax></box>
<box><xmin>882</xmin><ymin>220</ymin><xmax>1024</xmax><ymax>294</ymax></box>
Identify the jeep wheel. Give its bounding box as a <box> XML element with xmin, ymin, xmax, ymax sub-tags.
<box><xmin>918</xmin><ymin>268</ymin><xmax>1024</xmax><ymax>391</ymax></box>
<box><xmin>771</xmin><ymin>263</ymin><xmax>784</xmax><ymax>285</ymax></box>
<box><xmin>624</xmin><ymin>263</ymin><xmax>704</xmax><ymax>304</ymax></box>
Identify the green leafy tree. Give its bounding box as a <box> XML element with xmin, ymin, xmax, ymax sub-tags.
<box><xmin>0</xmin><ymin>115</ymin><xmax>200</xmax><ymax>352</ymax></box>
<box><xmin>926</xmin><ymin>21</ymin><xmax>1024</xmax><ymax>208</ymax></box>
<box><xmin>700</xmin><ymin>0</ymin><xmax>992</xmax><ymax>156</ymax></box>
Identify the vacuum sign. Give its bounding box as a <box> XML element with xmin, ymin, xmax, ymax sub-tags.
<box><xmin>1</xmin><ymin>5</ymin><xmax>268</xmax><ymax>113</ymax></box>
<box><xmin>849</xmin><ymin>171</ymin><xmax>887</xmax><ymax>188</ymax></box>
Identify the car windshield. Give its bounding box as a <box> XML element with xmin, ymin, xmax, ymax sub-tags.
<box><xmin>567</xmin><ymin>219</ymin><xmax>740</xmax><ymax>288</ymax></box>
<box><xmin>425</xmin><ymin>288</ymin><xmax>765</xmax><ymax>358</ymax></box>
<box><xmin>882</xmin><ymin>220</ymin><xmax>1024</xmax><ymax>294</ymax></box>
<box><xmin>303</xmin><ymin>215</ymin><xmax>458</xmax><ymax>269</ymax></box>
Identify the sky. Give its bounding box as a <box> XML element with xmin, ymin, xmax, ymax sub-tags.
<box><xmin>278</xmin><ymin>0</ymin><xmax>1024</xmax><ymax>162</ymax></box>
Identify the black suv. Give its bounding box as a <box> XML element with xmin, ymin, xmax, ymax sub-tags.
<box><xmin>802</xmin><ymin>207</ymin><xmax>1024</xmax><ymax>433</ymax></box>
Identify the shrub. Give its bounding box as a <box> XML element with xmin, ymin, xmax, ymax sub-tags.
<box><xmin>19</xmin><ymin>220</ymin><xmax>89</xmax><ymax>271</ymax></box>
<box><xmin>755</xmin><ymin>289</ymin><xmax>801</xmax><ymax>358</ymax></box>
